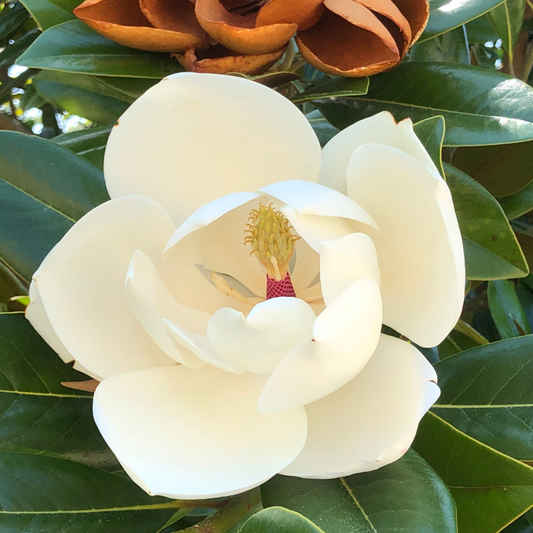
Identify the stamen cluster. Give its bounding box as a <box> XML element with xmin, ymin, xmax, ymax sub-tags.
<box><xmin>244</xmin><ymin>203</ymin><xmax>299</xmax><ymax>280</ymax></box>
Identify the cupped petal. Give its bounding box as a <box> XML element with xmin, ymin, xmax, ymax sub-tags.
<box><xmin>296</xmin><ymin>0</ymin><xmax>400</xmax><ymax>77</ymax></box>
<box><xmin>164</xmin><ymin>192</ymin><xmax>266</xmax><ymax>298</ymax></box>
<box><xmin>319</xmin><ymin>112</ymin><xmax>439</xmax><ymax>195</ymax></box>
<box><xmin>393</xmin><ymin>0</ymin><xmax>429</xmax><ymax>42</ymax></box>
<box><xmin>74</xmin><ymin>0</ymin><xmax>207</xmax><ymax>52</ymax></box>
<box><xmin>26</xmin><ymin>281</ymin><xmax>72</xmax><ymax>365</ymax></box>
<box><xmin>195</xmin><ymin>0</ymin><xmax>296</xmax><ymax>55</ymax></box>
<box><xmin>207</xmin><ymin>297</ymin><xmax>316</xmax><ymax>374</ymax></box>
<box><xmin>34</xmin><ymin>196</ymin><xmax>176</xmax><ymax>380</ymax></box>
<box><xmin>320</xmin><ymin>233</ymin><xmax>380</xmax><ymax>306</ymax></box>
<box><xmin>125</xmin><ymin>250</ymin><xmax>209</xmax><ymax>368</ymax></box>
<box><xmin>105</xmin><ymin>73</ymin><xmax>321</xmax><ymax>226</ymax></box>
<box><xmin>346</xmin><ymin>144</ymin><xmax>465</xmax><ymax>347</ymax></box>
<box><xmin>139</xmin><ymin>0</ymin><xmax>206</xmax><ymax>36</ymax></box>
<box><xmin>282</xmin><ymin>334</ymin><xmax>439</xmax><ymax>478</ymax></box>
<box><xmin>94</xmin><ymin>365</ymin><xmax>308</xmax><ymax>498</ymax></box>
<box><xmin>258</xmin><ymin>278</ymin><xmax>382</xmax><ymax>413</ymax></box>
<box><xmin>177</xmin><ymin>45</ymin><xmax>286</xmax><ymax>75</ymax></box>
<box><xmin>256</xmin><ymin>0</ymin><xmax>324</xmax><ymax>29</ymax></box>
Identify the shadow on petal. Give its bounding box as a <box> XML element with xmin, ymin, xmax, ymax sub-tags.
<box><xmin>74</xmin><ymin>0</ymin><xmax>207</xmax><ymax>52</ymax></box>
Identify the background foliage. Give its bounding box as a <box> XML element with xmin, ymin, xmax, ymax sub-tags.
<box><xmin>1</xmin><ymin>0</ymin><xmax>533</xmax><ymax>531</ymax></box>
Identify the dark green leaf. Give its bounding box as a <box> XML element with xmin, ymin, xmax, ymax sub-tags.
<box><xmin>261</xmin><ymin>450</ymin><xmax>457</xmax><ymax>533</ymax></box>
<box><xmin>239</xmin><ymin>508</ymin><xmax>324</xmax><ymax>533</ymax></box>
<box><xmin>53</xmin><ymin>125</ymin><xmax>111</xmax><ymax>168</ymax></box>
<box><xmin>0</xmin><ymin>451</ymin><xmax>188</xmax><ymax>532</ymax></box>
<box><xmin>466</xmin><ymin>14</ymin><xmax>499</xmax><ymax>42</ymax></box>
<box><xmin>488</xmin><ymin>280</ymin><xmax>532</xmax><ymax>338</ymax></box>
<box><xmin>0</xmin><ymin>4</ymin><xmax>29</xmax><ymax>41</ymax></box>
<box><xmin>410</xmin><ymin>26</ymin><xmax>470</xmax><ymax>64</ymax></box>
<box><xmin>292</xmin><ymin>77</ymin><xmax>369</xmax><ymax>104</ymax></box>
<box><xmin>502</xmin><ymin>514</ymin><xmax>533</xmax><ymax>533</ymax></box>
<box><xmin>19</xmin><ymin>83</ymin><xmax>46</xmax><ymax>111</ymax></box>
<box><xmin>306</xmin><ymin>109</ymin><xmax>339</xmax><ymax>147</ymax></box>
<box><xmin>0</xmin><ymin>264</ymin><xmax>27</xmax><ymax>309</ymax></box>
<box><xmin>316</xmin><ymin>63</ymin><xmax>533</xmax><ymax>146</ymax></box>
<box><xmin>413</xmin><ymin>115</ymin><xmax>445</xmax><ymax>177</ymax></box>
<box><xmin>0</xmin><ymin>30</ymin><xmax>39</xmax><ymax>69</ymax></box>
<box><xmin>431</xmin><ymin>335</ymin><xmax>533</xmax><ymax>460</ymax></box>
<box><xmin>33</xmin><ymin>71</ymin><xmax>130</xmax><ymax>124</ymax></box>
<box><xmin>17</xmin><ymin>20</ymin><xmax>180</xmax><ymax>78</ymax></box>
<box><xmin>0</xmin><ymin>132</ymin><xmax>108</xmax><ymax>282</ymax></box>
<box><xmin>500</xmin><ymin>181</ymin><xmax>533</xmax><ymax>220</ymax></box>
<box><xmin>487</xmin><ymin>0</ymin><xmax>526</xmax><ymax>59</ymax></box>
<box><xmin>19</xmin><ymin>0</ymin><xmax>75</xmax><ymax>31</ymax></box>
<box><xmin>452</xmin><ymin>142</ymin><xmax>533</xmax><ymax>199</ymax></box>
<box><xmin>420</xmin><ymin>0</ymin><xmax>505</xmax><ymax>42</ymax></box>
<box><xmin>445</xmin><ymin>163</ymin><xmax>528</xmax><ymax>280</ymax></box>
<box><xmin>414</xmin><ymin>412</ymin><xmax>533</xmax><ymax>533</ymax></box>
<box><xmin>0</xmin><ymin>313</ymin><xmax>119</xmax><ymax>468</ymax></box>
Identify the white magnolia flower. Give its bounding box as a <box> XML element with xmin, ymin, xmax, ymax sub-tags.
<box><xmin>27</xmin><ymin>73</ymin><xmax>465</xmax><ymax>500</ymax></box>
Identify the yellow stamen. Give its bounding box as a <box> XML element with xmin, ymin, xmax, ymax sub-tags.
<box><xmin>244</xmin><ymin>203</ymin><xmax>299</xmax><ymax>281</ymax></box>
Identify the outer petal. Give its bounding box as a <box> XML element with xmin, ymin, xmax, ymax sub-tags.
<box><xmin>319</xmin><ymin>232</ymin><xmax>380</xmax><ymax>306</ymax></box>
<box><xmin>105</xmin><ymin>73</ymin><xmax>321</xmax><ymax>226</ymax></box>
<box><xmin>26</xmin><ymin>281</ymin><xmax>72</xmax><ymax>365</ymax></box>
<box><xmin>283</xmin><ymin>335</ymin><xmax>439</xmax><ymax>478</ymax></box>
<box><xmin>195</xmin><ymin>0</ymin><xmax>297</xmax><ymax>55</ymax></box>
<box><xmin>125</xmin><ymin>250</ymin><xmax>209</xmax><ymax>368</ymax></box>
<box><xmin>258</xmin><ymin>278</ymin><xmax>382</xmax><ymax>413</ymax></box>
<box><xmin>346</xmin><ymin>144</ymin><xmax>465</xmax><ymax>347</ymax></box>
<box><xmin>33</xmin><ymin>196</ymin><xmax>176</xmax><ymax>380</ymax></box>
<box><xmin>207</xmin><ymin>297</ymin><xmax>316</xmax><ymax>374</ymax></box>
<box><xmin>94</xmin><ymin>365</ymin><xmax>308</xmax><ymax>498</ymax></box>
<box><xmin>319</xmin><ymin>112</ymin><xmax>439</xmax><ymax>195</ymax></box>
<box><xmin>74</xmin><ymin>0</ymin><xmax>207</xmax><ymax>53</ymax></box>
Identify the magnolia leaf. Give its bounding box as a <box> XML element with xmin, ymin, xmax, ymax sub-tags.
<box><xmin>261</xmin><ymin>450</ymin><xmax>457</xmax><ymax>533</ymax></box>
<box><xmin>19</xmin><ymin>0</ymin><xmax>75</xmax><ymax>31</ymax></box>
<box><xmin>445</xmin><ymin>163</ymin><xmax>528</xmax><ymax>280</ymax></box>
<box><xmin>413</xmin><ymin>115</ymin><xmax>445</xmax><ymax>177</ymax></box>
<box><xmin>432</xmin><ymin>335</ymin><xmax>533</xmax><ymax>461</ymax></box>
<box><xmin>306</xmin><ymin>110</ymin><xmax>339</xmax><ymax>147</ymax></box>
<box><xmin>239</xmin><ymin>508</ymin><xmax>325</xmax><ymax>533</ymax></box>
<box><xmin>414</xmin><ymin>412</ymin><xmax>533</xmax><ymax>533</ymax></box>
<box><xmin>487</xmin><ymin>0</ymin><xmax>527</xmax><ymax>60</ymax></box>
<box><xmin>0</xmin><ymin>132</ymin><xmax>108</xmax><ymax>282</ymax></box>
<box><xmin>52</xmin><ymin>125</ymin><xmax>111</xmax><ymax>169</ymax></box>
<box><xmin>420</xmin><ymin>0</ymin><xmax>505</xmax><ymax>42</ymax></box>
<box><xmin>17</xmin><ymin>20</ymin><xmax>180</xmax><ymax>78</ymax></box>
<box><xmin>292</xmin><ymin>77</ymin><xmax>369</xmax><ymax>104</ymax></box>
<box><xmin>488</xmin><ymin>280</ymin><xmax>532</xmax><ymax>338</ymax></box>
<box><xmin>316</xmin><ymin>63</ymin><xmax>533</xmax><ymax>146</ymax></box>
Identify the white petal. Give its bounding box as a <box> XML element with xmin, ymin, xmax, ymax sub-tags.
<box><xmin>93</xmin><ymin>365</ymin><xmax>308</xmax><ymax>499</ymax></box>
<box><xmin>282</xmin><ymin>335</ymin><xmax>439</xmax><ymax>478</ymax></box>
<box><xmin>26</xmin><ymin>280</ymin><xmax>72</xmax><ymax>364</ymax></box>
<box><xmin>163</xmin><ymin>319</ymin><xmax>240</xmax><ymax>373</ymax></box>
<box><xmin>34</xmin><ymin>196</ymin><xmax>176</xmax><ymax>379</ymax></box>
<box><xmin>258</xmin><ymin>278</ymin><xmax>382</xmax><ymax>413</ymax></box>
<box><xmin>126</xmin><ymin>250</ymin><xmax>210</xmax><ymax>368</ymax></box>
<box><xmin>319</xmin><ymin>112</ymin><xmax>438</xmax><ymax>194</ymax></box>
<box><xmin>320</xmin><ymin>233</ymin><xmax>380</xmax><ymax>306</ymax></box>
<box><xmin>165</xmin><ymin>192</ymin><xmax>267</xmax><ymax>298</ymax></box>
<box><xmin>105</xmin><ymin>73</ymin><xmax>321</xmax><ymax>226</ymax></box>
<box><xmin>259</xmin><ymin>180</ymin><xmax>376</xmax><ymax>227</ymax></box>
<box><xmin>347</xmin><ymin>144</ymin><xmax>465</xmax><ymax>347</ymax></box>
<box><xmin>207</xmin><ymin>298</ymin><xmax>316</xmax><ymax>374</ymax></box>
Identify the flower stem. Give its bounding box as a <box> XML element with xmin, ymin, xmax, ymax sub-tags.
<box><xmin>175</xmin><ymin>489</ymin><xmax>261</xmax><ymax>533</ymax></box>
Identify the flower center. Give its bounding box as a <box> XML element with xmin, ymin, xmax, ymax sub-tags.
<box><xmin>244</xmin><ymin>203</ymin><xmax>299</xmax><ymax>299</ymax></box>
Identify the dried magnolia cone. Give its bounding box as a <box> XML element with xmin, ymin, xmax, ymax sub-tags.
<box><xmin>74</xmin><ymin>0</ymin><xmax>429</xmax><ymax>76</ymax></box>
